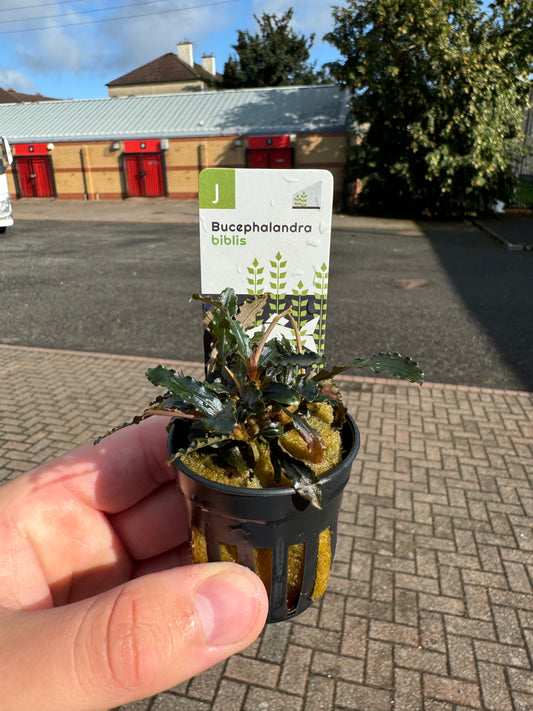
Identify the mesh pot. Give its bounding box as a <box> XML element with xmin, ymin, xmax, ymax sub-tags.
<box><xmin>169</xmin><ymin>414</ymin><xmax>360</xmax><ymax>623</ymax></box>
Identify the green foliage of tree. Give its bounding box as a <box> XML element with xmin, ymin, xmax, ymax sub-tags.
<box><xmin>221</xmin><ymin>8</ymin><xmax>331</xmax><ymax>88</ymax></box>
<box><xmin>325</xmin><ymin>0</ymin><xmax>533</xmax><ymax>217</ymax></box>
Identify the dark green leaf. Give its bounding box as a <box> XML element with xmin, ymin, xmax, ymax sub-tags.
<box><xmin>240</xmin><ymin>383</ymin><xmax>263</xmax><ymax>410</ymax></box>
<box><xmin>271</xmin><ymin>443</ymin><xmax>322</xmax><ymax>509</ymax></box>
<box><xmin>259</xmin><ymin>422</ymin><xmax>284</xmax><ymax>439</ymax></box>
<box><xmin>226</xmin><ymin>319</ymin><xmax>251</xmax><ymax>361</ymax></box>
<box><xmin>170</xmin><ymin>434</ymin><xmax>234</xmax><ymax>461</ymax></box>
<box><xmin>259</xmin><ymin>336</ymin><xmax>326</xmax><ymax>371</ymax></box>
<box><xmin>222</xmin><ymin>356</ymin><xmax>249</xmax><ymax>392</ymax></box>
<box><xmin>149</xmin><ymin>392</ymin><xmax>188</xmax><ymax>410</ymax></box>
<box><xmin>294</xmin><ymin>376</ymin><xmax>322</xmax><ymax>401</ymax></box>
<box><xmin>314</xmin><ymin>353</ymin><xmax>424</xmax><ymax>384</ymax></box>
<box><xmin>205</xmin><ymin>303</ymin><xmax>251</xmax><ymax>364</ymax></box>
<box><xmin>192</xmin><ymin>288</ymin><xmax>237</xmax><ymax>317</ymax></box>
<box><xmin>146</xmin><ymin>364</ymin><xmax>181</xmax><ymax>390</ymax></box>
<box><xmin>219</xmin><ymin>287</ymin><xmax>239</xmax><ymax>316</ymax></box>
<box><xmin>200</xmin><ymin>381</ymin><xmax>228</xmax><ymax>394</ymax></box>
<box><xmin>146</xmin><ymin>366</ymin><xmax>225</xmax><ymax>416</ymax></box>
<box><xmin>223</xmin><ymin>445</ymin><xmax>250</xmax><ymax>475</ymax></box>
<box><xmin>203</xmin><ymin>400</ymin><xmax>238</xmax><ymax>435</ymax></box>
<box><xmin>94</xmin><ymin>413</ymin><xmax>148</xmax><ymax>444</ymax></box>
<box><xmin>262</xmin><ymin>381</ymin><xmax>300</xmax><ymax>406</ymax></box>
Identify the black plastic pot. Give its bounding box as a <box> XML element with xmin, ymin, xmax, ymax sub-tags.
<box><xmin>168</xmin><ymin>414</ymin><xmax>360</xmax><ymax>623</ymax></box>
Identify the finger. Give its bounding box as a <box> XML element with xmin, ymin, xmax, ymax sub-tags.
<box><xmin>108</xmin><ymin>481</ymin><xmax>189</xmax><ymax>560</ymax></box>
<box><xmin>132</xmin><ymin>543</ymin><xmax>192</xmax><ymax>578</ymax></box>
<box><xmin>29</xmin><ymin>416</ymin><xmax>175</xmax><ymax>514</ymax></box>
<box><xmin>0</xmin><ymin>418</ymin><xmax>180</xmax><ymax>609</ymax></box>
<box><xmin>0</xmin><ymin>563</ymin><xmax>268</xmax><ymax>711</ymax></box>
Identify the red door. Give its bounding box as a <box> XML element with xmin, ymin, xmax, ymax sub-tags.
<box><xmin>248</xmin><ymin>150</ymin><xmax>270</xmax><ymax>168</ymax></box>
<box><xmin>124</xmin><ymin>153</ymin><xmax>164</xmax><ymax>197</ymax></box>
<box><xmin>270</xmin><ymin>149</ymin><xmax>292</xmax><ymax>168</ymax></box>
<box><xmin>248</xmin><ymin>148</ymin><xmax>293</xmax><ymax>169</ymax></box>
<box><xmin>16</xmin><ymin>156</ymin><xmax>54</xmax><ymax>197</ymax></box>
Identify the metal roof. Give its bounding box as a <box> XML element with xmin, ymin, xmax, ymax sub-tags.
<box><xmin>0</xmin><ymin>84</ymin><xmax>350</xmax><ymax>144</ymax></box>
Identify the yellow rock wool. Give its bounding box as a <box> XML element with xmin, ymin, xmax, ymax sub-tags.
<box><xmin>190</xmin><ymin>526</ymin><xmax>331</xmax><ymax>606</ymax></box>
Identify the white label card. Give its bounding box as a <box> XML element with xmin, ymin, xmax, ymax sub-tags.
<box><xmin>198</xmin><ymin>168</ymin><xmax>333</xmax><ymax>354</ymax></box>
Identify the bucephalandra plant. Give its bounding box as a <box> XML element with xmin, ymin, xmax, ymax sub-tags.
<box><xmin>101</xmin><ymin>288</ymin><xmax>423</xmax><ymax>509</ymax></box>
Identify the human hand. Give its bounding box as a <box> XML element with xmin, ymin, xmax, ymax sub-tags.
<box><xmin>0</xmin><ymin>417</ymin><xmax>268</xmax><ymax>711</ymax></box>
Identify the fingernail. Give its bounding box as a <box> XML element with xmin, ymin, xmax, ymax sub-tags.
<box><xmin>194</xmin><ymin>569</ymin><xmax>265</xmax><ymax>647</ymax></box>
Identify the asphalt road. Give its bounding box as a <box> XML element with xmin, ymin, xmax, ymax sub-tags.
<box><xmin>1</xmin><ymin>219</ymin><xmax>531</xmax><ymax>391</ymax></box>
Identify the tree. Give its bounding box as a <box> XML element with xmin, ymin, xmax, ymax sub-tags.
<box><xmin>221</xmin><ymin>8</ymin><xmax>330</xmax><ymax>88</ymax></box>
<box><xmin>325</xmin><ymin>0</ymin><xmax>533</xmax><ymax>218</ymax></box>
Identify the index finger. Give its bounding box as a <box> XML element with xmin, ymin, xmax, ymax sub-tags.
<box><xmin>29</xmin><ymin>416</ymin><xmax>175</xmax><ymax>514</ymax></box>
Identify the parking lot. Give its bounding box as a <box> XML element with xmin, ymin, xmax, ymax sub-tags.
<box><xmin>2</xmin><ymin>203</ymin><xmax>533</xmax><ymax>391</ymax></box>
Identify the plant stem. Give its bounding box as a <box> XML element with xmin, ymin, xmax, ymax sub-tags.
<box><xmin>287</xmin><ymin>311</ymin><xmax>303</xmax><ymax>354</ymax></box>
<box><xmin>247</xmin><ymin>307</ymin><xmax>292</xmax><ymax>382</ymax></box>
<box><xmin>143</xmin><ymin>408</ymin><xmax>199</xmax><ymax>420</ymax></box>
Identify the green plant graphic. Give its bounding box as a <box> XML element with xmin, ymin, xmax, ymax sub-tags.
<box><xmin>291</xmin><ymin>279</ymin><xmax>309</xmax><ymax>336</ymax></box>
<box><xmin>293</xmin><ymin>191</ymin><xmax>308</xmax><ymax>207</ymax></box>
<box><xmin>313</xmin><ymin>263</ymin><xmax>328</xmax><ymax>353</ymax></box>
<box><xmin>269</xmin><ymin>251</ymin><xmax>287</xmax><ymax>313</ymax></box>
<box><xmin>246</xmin><ymin>257</ymin><xmax>265</xmax><ymax>328</ymax></box>
<box><xmin>247</xmin><ymin>258</ymin><xmax>264</xmax><ymax>296</ymax></box>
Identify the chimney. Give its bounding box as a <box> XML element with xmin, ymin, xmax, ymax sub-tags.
<box><xmin>177</xmin><ymin>41</ymin><xmax>193</xmax><ymax>66</ymax></box>
<box><xmin>202</xmin><ymin>55</ymin><xmax>216</xmax><ymax>76</ymax></box>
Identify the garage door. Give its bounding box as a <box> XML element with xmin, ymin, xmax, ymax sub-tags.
<box><xmin>248</xmin><ymin>148</ymin><xmax>293</xmax><ymax>169</ymax></box>
<box><xmin>15</xmin><ymin>156</ymin><xmax>55</xmax><ymax>197</ymax></box>
<box><xmin>124</xmin><ymin>153</ymin><xmax>164</xmax><ymax>197</ymax></box>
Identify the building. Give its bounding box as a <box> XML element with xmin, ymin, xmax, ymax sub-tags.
<box><xmin>0</xmin><ymin>87</ymin><xmax>57</xmax><ymax>103</ymax></box>
<box><xmin>0</xmin><ymin>84</ymin><xmax>350</xmax><ymax>208</ymax></box>
<box><xmin>106</xmin><ymin>42</ymin><xmax>219</xmax><ymax>97</ymax></box>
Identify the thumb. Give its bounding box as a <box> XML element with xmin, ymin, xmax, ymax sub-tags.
<box><xmin>0</xmin><ymin>562</ymin><xmax>268</xmax><ymax>711</ymax></box>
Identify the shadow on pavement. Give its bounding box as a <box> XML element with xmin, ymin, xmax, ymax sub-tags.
<box><xmin>421</xmin><ymin>221</ymin><xmax>533</xmax><ymax>391</ymax></box>
<box><xmin>474</xmin><ymin>213</ymin><xmax>533</xmax><ymax>250</ymax></box>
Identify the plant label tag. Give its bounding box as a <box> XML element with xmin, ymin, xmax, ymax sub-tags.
<box><xmin>198</xmin><ymin>168</ymin><xmax>333</xmax><ymax>354</ymax></box>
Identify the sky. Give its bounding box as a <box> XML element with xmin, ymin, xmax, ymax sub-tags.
<box><xmin>0</xmin><ymin>0</ymin><xmax>342</xmax><ymax>100</ymax></box>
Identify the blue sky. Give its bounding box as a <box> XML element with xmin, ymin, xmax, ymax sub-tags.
<box><xmin>0</xmin><ymin>0</ymin><xmax>342</xmax><ymax>100</ymax></box>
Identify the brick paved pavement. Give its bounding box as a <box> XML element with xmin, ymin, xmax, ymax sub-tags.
<box><xmin>1</xmin><ymin>344</ymin><xmax>533</xmax><ymax>711</ymax></box>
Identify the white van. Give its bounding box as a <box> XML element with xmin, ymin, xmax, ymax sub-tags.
<box><xmin>0</xmin><ymin>137</ymin><xmax>14</xmax><ymax>234</ymax></box>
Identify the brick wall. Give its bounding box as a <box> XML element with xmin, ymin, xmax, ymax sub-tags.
<box><xmin>8</xmin><ymin>133</ymin><xmax>346</xmax><ymax>206</ymax></box>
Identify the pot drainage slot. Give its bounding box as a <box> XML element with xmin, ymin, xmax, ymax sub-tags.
<box><xmin>190</xmin><ymin>525</ymin><xmax>332</xmax><ymax>622</ymax></box>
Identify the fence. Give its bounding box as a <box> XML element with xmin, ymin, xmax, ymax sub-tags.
<box><xmin>515</xmin><ymin>174</ymin><xmax>533</xmax><ymax>207</ymax></box>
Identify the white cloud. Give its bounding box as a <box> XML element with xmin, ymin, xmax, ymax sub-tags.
<box><xmin>4</xmin><ymin>2</ymin><xmax>90</xmax><ymax>74</ymax></box>
<box><xmin>0</xmin><ymin>0</ymin><xmax>339</xmax><ymax>98</ymax></box>
<box><xmin>96</xmin><ymin>3</ymin><xmax>227</xmax><ymax>75</ymax></box>
<box><xmin>252</xmin><ymin>0</ymin><xmax>336</xmax><ymax>40</ymax></box>
<box><xmin>3</xmin><ymin>0</ymin><xmax>230</xmax><ymax>77</ymax></box>
<box><xmin>15</xmin><ymin>27</ymin><xmax>84</xmax><ymax>74</ymax></box>
<box><xmin>0</xmin><ymin>68</ymin><xmax>37</xmax><ymax>93</ymax></box>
